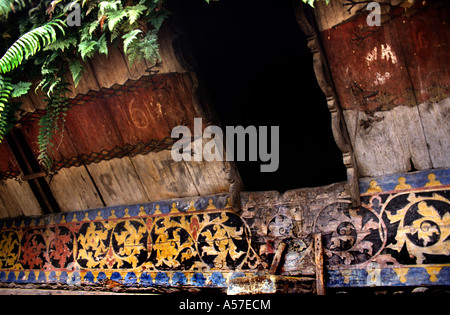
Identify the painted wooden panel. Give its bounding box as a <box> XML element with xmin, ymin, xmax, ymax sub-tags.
<box><xmin>319</xmin><ymin>1</ymin><xmax>450</xmax><ymax>176</ymax></box>
<box><xmin>0</xmin><ymin>193</ymin><xmax>266</xmax><ymax>288</ymax></box>
<box><xmin>240</xmin><ymin>168</ymin><xmax>450</xmax><ymax>289</ymax></box>
<box><xmin>63</xmin><ymin>99</ymin><xmax>125</xmax><ymax>157</ymax></box>
<box><xmin>20</xmin><ymin>73</ymin><xmax>198</xmax><ymax>169</ymax></box>
<box><xmin>321</xmin><ymin>12</ymin><xmax>414</xmax><ymax>112</ymax></box>
<box><xmin>0</xmin><ymin>169</ymin><xmax>448</xmax><ymax>290</ymax></box>
<box><xmin>324</xmin><ymin>169</ymin><xmax>450</xmax><ymax>288</ymax></box>
<box><xmin>15</xmin><ymin>23</ymin><xmax>186</xmax><ymax>115</ymax></box>
<box><xmin>394</xmin><ymin>5</ymin><xmax>450</xmax><ymax>105</ymax></box>
<box><xmin>14</xmin><ymin>72</ymin><xmax>226</xmax><ymax>215</ymax></box>
<box><xmin>20</xmin><ymin>114</ymin><xmax>79</xmax><ymax>164</ymax></box>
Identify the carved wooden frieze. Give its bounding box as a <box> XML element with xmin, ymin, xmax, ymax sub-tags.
<box><xmin>241</xmin><ymin>168</ymin><xmax>450</xmax><ymax>288</ymax></box>
<box><xmin>0</xmin><ymin>169</ymin><xmax>449</xmax><ymax>291</ymax></box>
<box><xmin>0</xmin><ymin>194</ymin><xmax>266</xmax><ymax>288</ymax></box>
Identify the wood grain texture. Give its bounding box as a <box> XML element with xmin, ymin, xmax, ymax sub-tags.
<box><xmin>314</xmin><ymin>233</ymin><xmax>326</xmax><ymax>295</ymax></box>
<box><xmin>319</xmin><ymin>1</ymin><xmax>449</xmax><ymax>177</ymax></box>
<box><xmin>47</xmin><ymin>166</ymin><xmax>105</xmax><ymax>212</ymax></box>
<box><xmin>418</xmin><ymin>98</ymin><xmax>450</xmax><ymax>169</ymax></box>
<box><xmin>86</xmin><ymin>157</ymin><xmax>150</xmax><ymax>207</ymax></box>
<box><xmin>343</xmin><ymin>106</ymin><xmax>433</xmax><ymax>177</ymax></box>
<box><xmin>0</xmin><ymin>179</ymin><xmax>42</xmax><ymax>218</ymax></box>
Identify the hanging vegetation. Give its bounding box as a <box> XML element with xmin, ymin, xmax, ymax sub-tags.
<box><xmin>0</xmin><ymin>0</ymin><xmax>324</xmax><ymax>170</ymax></box>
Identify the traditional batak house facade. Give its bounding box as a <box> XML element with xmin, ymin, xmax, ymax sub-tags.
<box><xmin>0</xmin><ymin>0</ymin><xmax>448</xmax><ymax>294</ymax></box>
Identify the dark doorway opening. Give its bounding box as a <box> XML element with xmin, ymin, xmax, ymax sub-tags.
<box><xmin>169</xmin><ymin>0</ymin><xmax>347</xmax><ymax>192</ymax></box>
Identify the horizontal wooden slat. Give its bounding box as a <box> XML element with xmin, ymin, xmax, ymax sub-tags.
<box><xmin>0</xmin><ymin>179</ymin><xmax>43</xmax><ymax>218</ymax></box>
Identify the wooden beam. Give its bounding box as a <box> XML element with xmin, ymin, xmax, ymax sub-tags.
<box><xmin>6</xmin><ymin>129</ymin><xmax>60</xmax><ymax>215</ymax></box>
<box><xmin>21</xmin><ymin>172</ymin><xmax>46</xmax><ymax>181</ymax></box>
<box><xmin>314</xmin><ymin>233</ymin><xmax>326</xmax><ymax>295</ymax></box>
<box><xmin>269</xmin><ymin>241</ymin><xmax>287</xmax><ymax>275</ymax></box>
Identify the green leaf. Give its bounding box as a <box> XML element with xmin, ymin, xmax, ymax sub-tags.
<box><xmin>122</xmin><ymin>29</ymin><xmax>142</xmax><ymax>54</ymax></box>
<box><xmin>0</xmin><ymin>18</ymin><xmax>66</xmax><ymax>74</ymax></box>
<box><xmin>78</xmin><ymin>40</ymin><xmax>98</xmax><ymax>60</ymax></box>
<box><xmin>98</xmin><ymin>33</ymin><xmax>108</xmax><ymax>56</ymax></box>
<box><xmin>106</xmin><ymin>9</ymin><xmax>127</xmax><ymax>31</ymax></box>
<box><xmin>69</xmin><ymin>59</ymin><xmax>84</xmax><ymax>87</ymax></box>
<box><xmin>11</xmin><ymin>81</ymin><xmax>31</xmax><ymax>98</ymax></box>
<box><xmin>43</xmin><ymin>37</ymin><xmax>77</xmax><ymax>52</ymax></box>
<box><xmin>125</xmin><ymin>4</ymin><xmax>147</xmax><ymax>25</ymax></box>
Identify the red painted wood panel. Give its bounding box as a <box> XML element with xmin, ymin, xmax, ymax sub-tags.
<box><xmin>320</xmin><ymin>3</ymin><xmax>450</xmax><ymax>112</ymax></box>
<box><xmin>63</xmin><ymin>98</ymin><xmax>125</xmax><ymax>157</ymax></box>
<box><xmin>0</xmin><ymin>141</ymin><xmax>20</xmax><ymax>177</ymax></box>
<box><xmin>321</xmin><ymin>13</ymin><xmax>412</xmax><ymax>112</ymax></box>
<box><xmin>394</xmin><ymin>5</ymin><xmax>450</xmax><ymax>104</ymax></box>
<box><xmin>20</xmin><ymin>73</ymin><xmax>198</xmax><ymax>166</ymax></box>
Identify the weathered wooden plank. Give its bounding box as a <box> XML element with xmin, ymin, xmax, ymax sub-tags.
<box><xmin>418</xmin><ymin>98</ymin><xmax>450</xmax><ymax>169</ymax></box>
<box><xmin>314</xmin><ymin>233</ymin><xmax>326</xmax><ymax>295</ymax></box>
<box><xmin>105</xmin><ymin>86</ymin><xmax>170</xmax><ymax>144</ymax></box>
<box><xmin>63</xmin><ymin>99</ymin><xmax>124</xmax><ymax>156</ymax></box>
<box><xmin>343</xmin><ymin>105</ymin><xmax>432</xmax><ymax>177</ymax></box>
<box><xmin>183</xmin><ymin>159</ymin><xmax>230</xmax><ymax>197</ymax></box>
<box><xmin>87</xmin><ymin>44</ymin><xmax>132</xmax><ymax>89</ymax></box>
<box><xmin>23</xmin><ymin>73</ymin><xmax>199</xmax><ymax>168</ymax></box>
<box><xmin>152</xmin><ymin>23</ymin><xmax>186</xmax><ymax>74</ymax></box>
<box><xmin>269</xmin><ymin>242</ymin><xmax>286</xmax><ymax>274</ymax></box>
<box><xmin>130</xmin><ymin>151</ymin><xmax>200</xmax><ymax>201</ymax></box>
<box><xmin>0</xmin><ymin>179</ymin><xmax>42</xmax><ymax>218</ymax></box>
<box><xmin>321</xmin><ymin>13</ymin><xmax>415</xmax><ymax>112</ymax></box>
<box><xmin>156</xmin><ymin>73</ymin><xmax>199</xmax><ymax>128</ymax></box>
<box><xmin>0</xmin><ymin>192</ymin><xmax>9</xmax><ymax>219</ymax></box>
<box><xmin>65</xmin><ymin>59</ymin><xmax>101</xmax><ymax>99</ymax></box>
<box><xmin>116</xmin><ymin>41</ymin><xmax>151</xmax><ymax>81</ymax></box>
<box><xmin>46</xmin><ymin>166</ymin><xmax>104</xmax><ymax>212</ymax></box>
<box><xmin>313</xmin><ymin>0</ymin><xmax>367</xmax><ymax>32</ymax></box>
<box><xmin>21</xmin><ymin>115</ymin><xmax>80</xmax><ymax>163</ymax></box>
<box><xmin>86</xmin><ymin>157</ymin><xmax>150</xmax><ymax>207</ymax></box>
<box><xmin>319</xmin><ymin>1</ymin><xmax>449</xmax><ymax>178</ymax></box>
<box><xmin>394</xmin><ymin>4</ymin><xmax>450</xmax><ymax>105</ymax></box>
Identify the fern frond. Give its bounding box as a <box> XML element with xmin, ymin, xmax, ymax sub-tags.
<box><xmin>69</xmin><ymin>59</ymin><xmax>84</xmax><ymax>87</ymax></box>
<box><xmin>0</xmin><ymin>18</ymin><xmax>66</xmax><ymax>74</ymax></box>
<box><xmin>37</xmin><ymin>78</ymin><xmax>71</xmax><ymax>169</ymax></box>
<box><xmin>140</xmin><ymin>30</ymin><xmax>160</xmax><ymax>64</ymax></box>
<box><xmin>0</xmin><ymin>76</ymin><xmax>13</xmax><ymax>141</ymax></box>
<box><xmin>122</xmin><ymin>29</ymin><xmax>142</xmax><ymax>54</ymax></box>
<box><xmin>97</xmin><ymin>33</ymin><xmax>108</xmax><ymax>56</ymax></box>
<box><xmin>98</xmin><ymin>0</ymin><xmax>121</xmax><ymax>16</ymax></box>
<box><xmin>125</xmin><ymin>4</ymin><xmax>147</xmax><ymax>25</ymax></box>
<box><xmin>43</xmin><ymin>37</ymin><xmax>77</xmax><ymax>52</ymax></box>
<box><xmin>0</xmin><ymin>0</ymin><xmax>29</xmax><ymax>19</ymax></box>
<box><xmin>106</xmin><ymin>9</ymin><xmax>127</xmax><ymax>31</ymax></box>
<box><xmin>11</xmin><ymin>81</ymin><xmax>31</xmax><ymax>98</ymax></box>
<box><xmin>78</xmin><ymin>39</ymin><xmax>98</xmax><ymax>60</ymax></box>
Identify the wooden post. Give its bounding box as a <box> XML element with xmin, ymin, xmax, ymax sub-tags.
<box><xmin>314</xmin><ymin>233</ymin><xmax>326</xmax><ymax>295</ymax></box>
<box><xmin>269</xmin><ymin>241</ymin><xmax>287</xmax><ymax>274</ymax></box>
